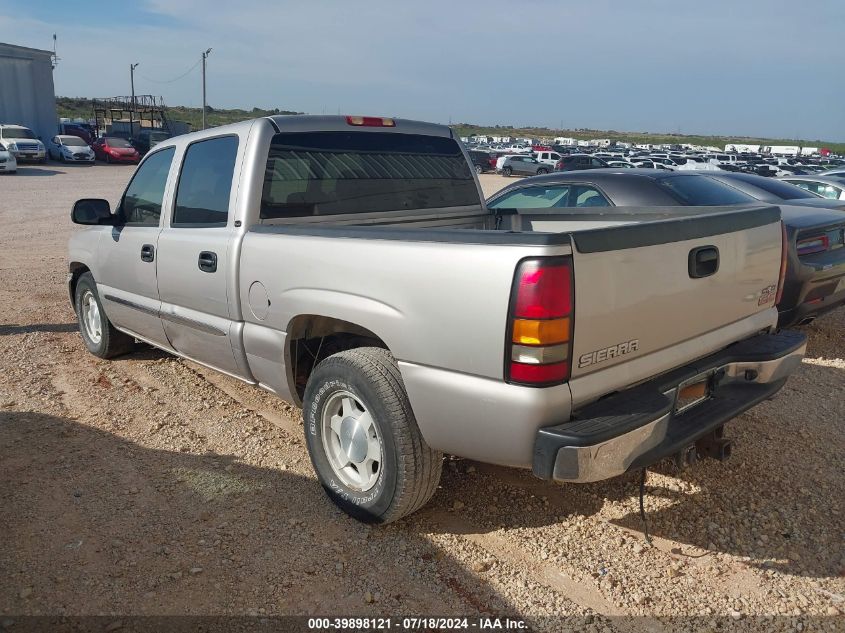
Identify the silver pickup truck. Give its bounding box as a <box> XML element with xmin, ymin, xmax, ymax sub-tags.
<box><xmin>68</xmin><ymin>115</ymin><xmax>806</xmax><ymax>523</ymax></box>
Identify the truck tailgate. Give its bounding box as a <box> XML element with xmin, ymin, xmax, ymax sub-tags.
<box><xmin>567</xmin><ymin>205</ymin><xmax>783</xmax><ymax>395</ymax></box>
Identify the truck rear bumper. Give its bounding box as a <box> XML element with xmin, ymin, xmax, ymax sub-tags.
<box><xmin>532</xmin><ymin>329</ymin><xmax>807</xmax><ymax>483</ymax></box>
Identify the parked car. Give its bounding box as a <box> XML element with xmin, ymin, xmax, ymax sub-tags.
<box><xmin>132</xmin><ymin>129</ymin><xmax>171</xmax><ymax>156</ymax></box>
<box><xmin>535</xmin><ymin>150</ymin><xmax>562</xmax><ymax>167</ymax></box>
<box><xmin>467</xmin><ymin>149</ymin><xmax>497</xmax><ymax>174</ymax></box>
<box><xmin>66</xmin><ymin>115</ymin><xmax>805</xmax><ymax>523</ymax></box>
<box><xmin>58</xmin><ymin>122</ymin><xmax>96</xmax><ymax>145</ymax></box>
<box><xmin>92</xmin><ymin>137</ymin><xmax>141</xmax><ymax>164</ymax></box>
<box><xmin>554</xmin><ymin>154</ymin><xmax>609</xmax><ymax>171</ymax></box>
<box><xmin>486</xmin><ymin>169</ymin><xmax>845</xmax><ymax>326</ymax></box>
<box><xmin>497</xmin><ymin>154</ymin><xmax>550</xmax><ymax>177</ymax></box>
<box><xmin>47</xmin><ymin>135</ymin><xmax>95</xmax><ymax>163</ymax></box>
<box><xmin>0</xmin><ymin>144</ymin><xmax>17</xmax><ymax>173</ymax></box>
<box><xmin>0</xmin><ymin>124</ymin><xmax>46</xmax><ymax>163</ymax></box>
<box><xmin>631</xmin><ymin>158</ymin><xmax>672</xmax><ymax>170</ymax></box>
<box><xmin>781</xmin><ymin>176</ymin><xmax>845</xmax><ymax>200</ymax></box>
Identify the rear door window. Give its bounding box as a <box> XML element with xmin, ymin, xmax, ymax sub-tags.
<box><xmin>571</xmin><ymin>185</ymin><xmax>611</xmax><ymax>208</ymax></box>
<box><xmin>173</xmin><ymin>136</ymin><xmax>239</xmax><ymax>227</ymax></box>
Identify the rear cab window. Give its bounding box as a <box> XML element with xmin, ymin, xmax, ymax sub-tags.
<box><xmin>260</xmin><ymin>131</ymin><xmax>479</xmax><ymax>219</ymax></box>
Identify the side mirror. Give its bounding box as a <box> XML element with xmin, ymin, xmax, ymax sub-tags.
<box><xmin>72</xmin><ymin>199</ymin><xmax>115</xmax><ymax>225</ymax></box>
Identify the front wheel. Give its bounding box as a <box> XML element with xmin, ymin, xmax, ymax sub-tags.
<box><xmin>303</xmin><ymin>347</ymin><xmax>443</xmax><ymax>523</ymax></box>
<box><xmin>74</xmin><ymin>272</ymin><xmax>134</xmax><ymax>359</ymax></box>
<box><xmin>537</xmin><ymin>168</ymin><xmax>549</xmax><ymax>175</ymax></box>
<box><xmin>502</xmin><ymin>166</ymin><xmax>512</xmax><ymax>177</ymax></box>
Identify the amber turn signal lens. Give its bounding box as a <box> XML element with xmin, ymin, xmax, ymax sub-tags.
<box><xmin>512</xmin><ymin>318</ymin><xmax>569</xmax><ymax>345</ymax></box>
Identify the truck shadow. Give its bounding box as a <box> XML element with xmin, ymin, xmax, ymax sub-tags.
<box><xmin>10</xmin><ymin>166</ymin><xmax>64</xmax><ymax>177</ymax></box>
<box><xmin>0</xmin><ymin>411</ymin><xmax>529</xmax><ymax>618</ymax></box>
<box><xmin>606</xmin><ymin>359</ymin><xmax>844</xmax><ymax>580</ymax></box>
<box><xmin>0</xmin><ymin>323</ymin><xmax>78</xmax><ymax>336</ymax></box>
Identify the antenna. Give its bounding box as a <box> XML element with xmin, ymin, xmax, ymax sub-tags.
<box><xmin>51</xmin><ymin>34</ymin><xmax>60</xmax><ymax>69</ymax></box>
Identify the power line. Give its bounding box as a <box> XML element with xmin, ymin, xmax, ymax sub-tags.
<box><xmin>139</xmin><ymin>58</ymin><xmax>202</xmax><ymax>84</ymax></box>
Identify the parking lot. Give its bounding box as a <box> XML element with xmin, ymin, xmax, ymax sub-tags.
<box><xmin>1</xmin><ymin>163</ymin><xmax>844</xmax><ymax>628</ymax></box>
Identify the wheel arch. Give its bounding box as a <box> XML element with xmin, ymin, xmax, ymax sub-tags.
<box><xmin>284</xmin><ymin>313</ymin><xmax>390</xmax><ymax>405</ymax></box>
<box><xmin>68</xmin><ymin>262</ymin><xmax>91</xmax><ymax>308</ymax></box>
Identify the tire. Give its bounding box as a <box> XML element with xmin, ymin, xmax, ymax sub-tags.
<box><xmin>475</xmin><ymin>164</ymin><xmax>483</xmax><ymax>175</ymax></box>
<box><xmin>106</xmin><ymin>154</ymin><xmax>112</xmax><ymax>164</ymax></box>
<box><xmin>74</xmin><ymin>272</ymin><xmax>134</xmax><ymax>359</ymax></box>
<box><xmin>537</xmin><ymin>168</ymin><xmax>549</xmax><ymax>175</ymax></box>
<box><xmin>303</xmin><ymin>347</ymin><xmax>443</xmax><ymax>524</ymax></box>
<box><xmin>503</xmin><ymin>166</ymin><xmax>512</xmax><ymax>177</ymax></box>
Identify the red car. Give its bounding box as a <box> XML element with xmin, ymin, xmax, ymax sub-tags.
<box><xmin>92</xmin><ymin>137</ymin><xmax>140</xmax><ymax>164</ymax></box>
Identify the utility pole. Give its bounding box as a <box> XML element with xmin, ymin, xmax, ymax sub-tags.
<box><xmin>202</xmin><ymin>48</ymin><xmax>212</xmax><ymax>130</ymax></box>
<box><xmin>130</xmin><ymin>63</ymin><xmax>139</xmax><ymax>133</ymax></box>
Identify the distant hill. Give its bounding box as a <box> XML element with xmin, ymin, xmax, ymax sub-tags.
<box><xmin>56</xmin><ymin>96</ymin><xmax>301</xmax><ymax>131</ymax></box>
<box><xmin>56</xmin><ymin>97</ymin><xmax>844</xmax><ymax>153</ymax></box>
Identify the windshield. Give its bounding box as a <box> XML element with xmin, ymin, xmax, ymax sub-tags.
<box><xmin>106</xmin><ymin>137</ymin><xmax>133</xmax><ymax>148</ymax></box>
<box><xmin>657</xmin><ymin>175</ymin><xmax>757</xmax><ymax>205</ymax></box>
<box><xmin>2</xmin><ymin>127</ymin><xmax>36</xmax><ymax>139</ymax></box>
<box><xmin>61</xmin><ymin>137</ymin><xmax>88</xmax><ymax>147</ymax></box>
<box><xmin>260</xmin><ymin>131</ymin><xmax>479</xmax><ymax>218</ymax></box>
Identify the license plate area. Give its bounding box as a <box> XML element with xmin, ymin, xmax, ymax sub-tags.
<box><xmin>674</xmin><ymin>371</ymin><xmax>714</xmax><ymax>414</ymax></box>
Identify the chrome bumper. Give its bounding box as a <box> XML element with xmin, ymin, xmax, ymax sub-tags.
<box><xmin>533</xmin><ymin>330</ymin><xmax>807</xmax><ymax>483</ymax></box>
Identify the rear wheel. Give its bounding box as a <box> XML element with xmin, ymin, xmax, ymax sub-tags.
<box><xmin>475</xmin><ymin>164</ymin><xmax>483</xmax><ymax>175</ymax></box>
<box><xmin>74</xmin><ymin>272</ymin><xmax>134</xmax><ymax>359</ymax></box>
<box><xmin>503</xmin><ymin>166</ymin><xmax>512</xmax><ymax>177</ymax></box>
<box><xmin>303</xmin><ymin>347</ymin><xmax>443</xmax><ymax>523</ymax></box>
<box><xmin>537</xmin><ymin>168</ymin><xmax>549</xmax><ymax>175</ymax></box>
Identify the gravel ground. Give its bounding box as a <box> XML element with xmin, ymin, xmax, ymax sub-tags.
<box><xmin>0</xmin><ymin>164</ymin><xmax>843</xmax><ymax>631</ymax></box>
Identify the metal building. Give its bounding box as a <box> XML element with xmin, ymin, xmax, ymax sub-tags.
<box><xmin>0</xmin><ymin>42</ymin><xmax>58</xmax><ymax>141</ymax></box>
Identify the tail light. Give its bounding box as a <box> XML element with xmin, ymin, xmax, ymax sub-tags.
<box><xmin>506</xmin><ymin>257</ymin><xmax>574</xmax><ymax>386</ymax></box>
<box><xmin>345</xmin><ymin>115</ymin><xmax>395</xmax><ymax>127</ymax></box>
<box><xmin>554</xmin><ymin>160</ymin><xmax>564</xmax><ymax>170</ymax></box>
<box><xmin>796</xmin><ymin>234</ymin><xmax>829</xmax><ymax>256</ymax></box>
<box><xmin>775</xmin><ymin>222</ymin><xmax>788</xmax><ymax>306</ymax></box>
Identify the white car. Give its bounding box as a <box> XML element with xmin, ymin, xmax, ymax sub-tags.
<box><xmin>48</xmin><ymin>135</ymin><xmax>95</xmax><ymax>163</ymax></box>
<box><xmin>0</xmin><ymin>146</ymin><xmax>17</xmax><ymax>173</ymax></box>
<box><xmin>534</xmin><ymin>150</ymin><xmax>562</xmax><ymax>166</ymax></box>
<box><xmin>0</xmin><ymin>124</ymin><xmax>46</xmax><ymax>163</ymax></box>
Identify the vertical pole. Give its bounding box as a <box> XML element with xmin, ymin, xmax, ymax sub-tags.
<box><xmin>130</xmin><ymin>63</ymin><xmax>138</xmax><ymax>136</ymax></box>
<box><xmin>201</xmin><ymin>52</ymin><xmax>206</xmax><ymax>130</ymax></box>
<box><xmin>201</xmin><ymin>49</ymin><xmax>211</xmax><ymax>130</ymax></box>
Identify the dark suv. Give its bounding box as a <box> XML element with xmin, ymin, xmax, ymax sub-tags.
<box><xmin>468</xmin><ymin>149</ymin><xmax>497</xmax><ymax>174</ymax></box>
<box><xmin>554</xmin><ymin>154</ymin><xmax>609</xmax><ymax>171</ymax></box>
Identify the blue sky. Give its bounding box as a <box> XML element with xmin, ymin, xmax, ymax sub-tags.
<box><xmin>1</xmin><ymin>0</ymin><xmax>842</xmax><ymax>141</ymax></box>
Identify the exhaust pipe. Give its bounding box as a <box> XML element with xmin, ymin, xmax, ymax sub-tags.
<box><xmin>798</xmin><ymin>316</ymin><xmax>816</xmax><ymax>326</ymax></box>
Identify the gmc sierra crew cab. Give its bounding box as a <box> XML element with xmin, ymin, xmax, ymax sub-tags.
<box><xmin>67</xmin><ymin>115</ymin><xmax>806</xmax><ymax>523</ymax></box>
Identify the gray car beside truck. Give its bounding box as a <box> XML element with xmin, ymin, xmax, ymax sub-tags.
<box><xmin>68</xmin><ymin>115</ymin><xmax>806</xmax><ymax>523</ymax></box>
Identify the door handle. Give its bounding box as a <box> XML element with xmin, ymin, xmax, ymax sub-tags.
<box><xmin>198</xmin><ymin>251</ymin><xmax>218</xmax><ymax>273</ymax></box>
<box><xmin>689</xmin><ymin>246</ymin><xmax>719</xmax><ymax>278</ymax></box>
<box><xmin>140</xmin><ymin>244</ymin><xmax>155</xmax><ymax>262</ymax></box>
